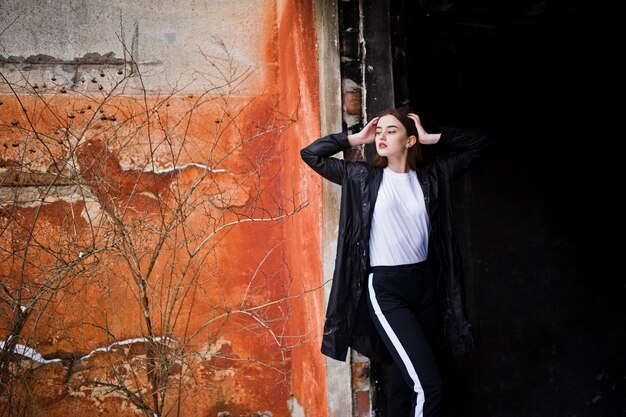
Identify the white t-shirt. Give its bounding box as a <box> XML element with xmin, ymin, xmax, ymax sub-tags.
<box><xmin>369</xmin><ymin>168</ymin><xmax>430</xmax><ymax>267</ymax></box>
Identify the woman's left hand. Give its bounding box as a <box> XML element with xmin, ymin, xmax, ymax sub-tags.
<box><xmin>408</xmin><ymin>112</ymin><xmax>440</xmax><ymax>145</ymax></box>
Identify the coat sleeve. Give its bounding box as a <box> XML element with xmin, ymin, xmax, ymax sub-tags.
<box><xmin>300</xmin><ymin>132</ymin><xmax>351</xmax><ymax>185</ymax></box>
<box><xmin>434</xmin><ymin>127</ymin><xmax>493</xmax><ymax>182</ymax></box>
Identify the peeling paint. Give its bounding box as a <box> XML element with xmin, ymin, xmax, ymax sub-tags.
<box><xmin>0</xmin><ymin>336</ymin><xmax>179</xmax><ymax>365</ymax></box>
<box><xmin>0</xmin><ymin>52</ymin><xmax>126</xmax><ymax>66</ymax></box>
<box><xmin>287</xmin><ymin>395</ymin><xmax>304</xmax><ymax>417</ymax></box>
<box><xmin>78</xmin><ymin>336</ymin><xmax>179</xmax><ymax>361</ymax></box>
<box><xmin>0</xmin><ymin>340</ymin><xmax>62</xmax><ymax>364</ymax></box>
<box><xmin>146</xmin><ymin>162</ymin><xmax>227</xmax><ymax>175</ymax></box>
<box><xmin>0</xmin><ymin>184</ymin><xmax>94</xmax><ymax>206</ymax></box>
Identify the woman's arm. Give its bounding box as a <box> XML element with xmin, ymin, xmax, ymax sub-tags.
<box><xmin>408</xmin><ymin>113</ymin><xmax>441</xmax><ymax>145</ymax></box>
<box><xmin>300</xmin><ymin>133</ymin><xmax>349</xmax><ymax>185</ymax></box>
<box><xmin>347</xmin><ymin>116</ymin><xmax>379</xmax><ymax>146</ymax></box>
<box><xmin>300</xmin><ymin>117</ymin><xmax>379</xmax><ymax>185</ymax></box>
<box><xmin>408</xmin><ymin>112</ymin><xmax>492</xmax><ymax>180</ymax></box>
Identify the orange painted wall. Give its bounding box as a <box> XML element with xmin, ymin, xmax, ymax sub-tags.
<box><xmin>277</xmin><ymin>1</ymin><xmax>328</xmax><ymax>416</ymax></box>
<box><xmin>0</xmin><ymin>94</ymin><xmax>293</xmax><ymax>416</ymax></box>
<box><xmin>0</xmin><ymin>0</ymin><xmax>327</xmax><ymax>416</ymax></box>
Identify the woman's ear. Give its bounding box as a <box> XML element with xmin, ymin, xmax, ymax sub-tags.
<box><xmin>407</xmin><ymin>135</ymin><xmax>417</xmax><ymax>148</ymax></box>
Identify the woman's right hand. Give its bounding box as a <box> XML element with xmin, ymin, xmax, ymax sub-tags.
<box><xmin>348</xmin><ymin>117</ymin><xmax>379</xmax><ymax>146</ymax></box>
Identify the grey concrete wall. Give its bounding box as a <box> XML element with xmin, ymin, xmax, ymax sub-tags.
<box><xmin>0</xmin><ymin>0</ymin><xmax>275</xmax><ymax>94</ymax></box>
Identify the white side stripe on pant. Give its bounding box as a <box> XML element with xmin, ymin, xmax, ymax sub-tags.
<box><xmin>368</xmin><ymin>273</ymin><xmax>426</xmax><ymax>417</ymax></box>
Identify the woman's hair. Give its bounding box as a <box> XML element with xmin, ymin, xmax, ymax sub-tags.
<box><xmin>370</xmin><ymin>108</ymin><xmax>423</xmax><ymax>171</ymax></box>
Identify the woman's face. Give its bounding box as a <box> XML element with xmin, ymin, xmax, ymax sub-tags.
<box><xmin>375</xmin><ymin>114</ymin><xmax>412</xmax><ymax>158</ymax></box>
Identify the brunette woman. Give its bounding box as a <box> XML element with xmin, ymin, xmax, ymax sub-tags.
<box><xmin>301</xmin><ymin>109</ymin><xmax>491</xmax><ymax>417</ymax></box>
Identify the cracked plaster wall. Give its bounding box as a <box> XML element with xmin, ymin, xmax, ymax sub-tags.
<box><xmin>0</xmin><ymin>1</ymin><xmax>327</xmax><ymax>416</ymax></box>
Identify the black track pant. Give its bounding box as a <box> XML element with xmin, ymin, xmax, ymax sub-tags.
<box><xmin>367</xmin><ymin>262</ymin><xmax>443</xmax><ymax>417</ymax></box>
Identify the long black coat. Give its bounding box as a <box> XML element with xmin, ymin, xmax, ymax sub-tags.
<box><xmin>300</xmin><ymin>127</ymin><xmax>491</xmax><ymax>362</ymax></box>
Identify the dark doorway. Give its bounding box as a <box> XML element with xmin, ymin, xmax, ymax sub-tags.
<box><xmin>379</xmin><ymin>1</ymin><xmax>623</xmax><ymax>416</ymax></box>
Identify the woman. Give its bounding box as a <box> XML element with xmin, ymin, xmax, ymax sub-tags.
<box><xmin>300</xmin><ymin>109</ymin><xmax>491</xmax><ymax>417</ymax></box>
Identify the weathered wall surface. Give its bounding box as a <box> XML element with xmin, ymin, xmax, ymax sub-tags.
<box><xmin>0</xmin><ymin>1</ymin><xmax>324</xmax><ymax>416</ymax></box>
<box><xmin>276</xmin><ymin>1</ymin><xmax>327</xmax><ymax>416</ymax></box>
<box><xmin>0</xmin><ymin>0</ymin><xmax>275</xmax><ymax>95</ymax></box>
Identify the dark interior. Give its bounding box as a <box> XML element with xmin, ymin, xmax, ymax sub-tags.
<box><xmin>379</xmin><ymin>1</ymin><xmax>623</xmax><ymax>416</ymax></box>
